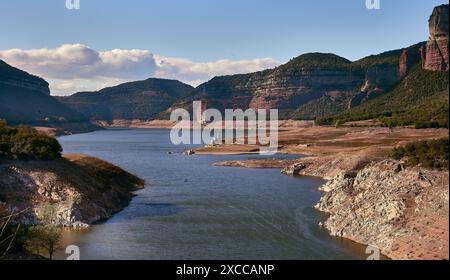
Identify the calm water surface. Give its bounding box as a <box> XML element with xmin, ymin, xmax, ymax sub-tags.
<box><xmin>56</xmin><ymin>129</ymin><xmax>365</xmax><ymax>260</ymax></box>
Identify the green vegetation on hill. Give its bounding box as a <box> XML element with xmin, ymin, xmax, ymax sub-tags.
<box><xmin>0</xmin><ymin>120</ymin><xmax>62</xmax><ymax>160</ymax></box>
<box><xmin>59</xmin><ymin>78</ymin><xmax>194</xmax><ymax>121</ymax></box>
<box><xmin>390</xmin><ymin>138</ymin><xmax>449</xmax><ymax>170</ymax></box>
<box><xmin>316</xmin><ymin>65</ymin><xmax>449</xmax><ymax>128</ymax></box>
<box><xmin>291</xmin><ymin>93</ymin><xmax>354</xmax><ymax>120</ymax></box>
<box><xmin>280</xmin><ymin>53</ymin><xmax>352</xmax><ymax>72</ymax></box>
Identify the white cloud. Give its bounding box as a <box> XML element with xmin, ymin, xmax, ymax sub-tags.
<box><xmin>154</xmin><ymin>56</ymin><xmax>278</xmax><ymax>86</ymax></box>
<box><xmin>0</xmin><ymin>44</ymin><xmax>279</xmax><ymax>95</ymax></box>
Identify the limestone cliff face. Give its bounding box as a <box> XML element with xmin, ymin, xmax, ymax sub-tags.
<box><xmin>181</xmin><ymin>67</ymin><xmax>366</xmax><ymax>116</ymax></box>
<box><xmin>315</xmin><ymin>160</ymin><xmax>449</xmax><ymax>260</ymax></box>
<box><xmin>168</xmin><ymin>52</ymin><xmax>409</xmax><ymax>119</ymax></box>
<box><xmin>0</xmin><ymin>155</ymin><xmax>144</xmax><ymax>227</ymax></box>
<box><xmin>360</xmin><ymin>64</ymin><xmax>400</xmax><ymax>95</ymax></box>
<box><xmin>246</xmin><ymin>69</ymin><xmax>365</xmax><ymax>111</ymax></box>
<box><xmin>399</xmin><ymin>48</ymin><xmax>422</xmax><ymax>78</ymax></box>
<box><xmin>423</xmin><ymin>5</ymin><xmax>449</xmax><ymax>72</ymax></box>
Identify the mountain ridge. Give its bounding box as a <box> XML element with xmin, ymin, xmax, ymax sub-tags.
<box><xmin>58</xmin><ymin>78</ymin><xmax>194</xmax><ymax>121</ymax></box>
<box><xmin>0</xmin><ymin>59</ymin><xmax>99</xmax><ymax>133</ymax></box>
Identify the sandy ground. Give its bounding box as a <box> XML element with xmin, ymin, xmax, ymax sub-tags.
<box><xmin>197</xmin><ymin>125</ymin><xmax>449</xmax><ymax>157</ymax></box>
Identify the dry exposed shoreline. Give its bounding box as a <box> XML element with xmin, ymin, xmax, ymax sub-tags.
<box><xmin>34</xmin><ymin>120</ymin><xmax>449</xmax><ymax>259</ymax></box>
<box><xmin>207</xmin><ymin>124</ymin><xmax>449</xmax><ymax>260</ymax></box>
<box><xmin>0</xmin><ymin>154</ymin><xmax>144</xmax><ymax>228</ymax></box>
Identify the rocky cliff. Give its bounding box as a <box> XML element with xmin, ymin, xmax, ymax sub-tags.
<box><xmin>57</xmin><ymin>49</ymin><xmax>413</xmax><ymax>122</ymax></box>
<box><xmin>280</xmin><ymin>151</ymin><xmax>449</xmax><ymax>260</ymax></box>
<box><xmin>0</xmin><ymin>60</ymin><xmax>99</xmax><ymax>133</ymax></box>
<box><xmin>399</xmin><ymin>47</ymin><xmax>422</xmax><ymax>78</ymax></box>
<box><xmin>315</xmin><ymin>160</ymin><xmax>448</xmax><ymax>260</ymax></box>
<box><xmin>327</xmin><ymin>64</ymin><xmax>449</xmax><ymax>128</ymax></box>
<box><xmin>166</xmin><ymin>48</ymin><xmax>421</xmax><ymax>120</ymax></box>
<box><xmin>423</xmin><ymin>4</ymin><xmax>449</xmax><ymax>72</ymax></box>
<box><xmin>0</xmin><ymin>60</ymin><xmax>50</xmax><ymax>95</ymax></box>
<box><xmin>0</xmin><ymin>155</ymin><xmax>144</xmax><ymax>227</ymax></box>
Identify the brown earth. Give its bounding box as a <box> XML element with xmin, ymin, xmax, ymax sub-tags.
<box><xmin>211</xmin><ymin>124</ymin><xmax>449</xmax><ymax>260</ymax></box>
<box><xmin>0</xmin><ymin>154</ymin><xmax>144</xmax><ymax>228</ymax></box>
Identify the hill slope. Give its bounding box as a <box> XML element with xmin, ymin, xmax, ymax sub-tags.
<box><xmin>59</xmin><ymin>44</ymin><xmax>424</xmax><ymax>122</ymax></box>
<box><xmin>0</xmin><ymin>60</ymin><xmax>97</xmax><ymax>133</ymax></box>
<box><xmin>318</xmin><ymin>65</ymin><xmax>449</xmax><ymax>128</ymax></box>
<box><xmin>58</xmin><ymin>78</ymin><xmax>194</xmax><ymax>121</ymax></box>
<box><xmin>166</xmin><ymin>45</ymin><xmax>423</xmax><ymax>119</ymax></box>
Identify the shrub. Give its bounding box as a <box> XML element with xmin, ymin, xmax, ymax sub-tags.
<box><xmin>390</xmin><ymin>138</ymin><xmax>449</xmax><ymax>170</ymax></box>
<box><xmin>0</xmin><ymin>120</ymin><xmax>62</xmax><ymax>160</ymax></box>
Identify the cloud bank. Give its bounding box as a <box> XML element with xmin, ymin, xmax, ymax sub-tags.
<box><xmin>0</xmin><ymin>44</ymin><xmax>279</xmax><ymax>95</ymax></box>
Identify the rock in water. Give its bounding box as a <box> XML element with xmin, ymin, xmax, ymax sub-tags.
<box><xmin>183</xmin><ymin>149</ymin><xmax>196</xmax><ymax>156</ymax></box>
<box><xmin>281</xmin><ymin>162</ymin><xmax>306</xmax><ymax>175</ymax></box>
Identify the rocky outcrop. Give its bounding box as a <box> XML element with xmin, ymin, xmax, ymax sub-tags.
<box><xmin>168</xmin><ymin>51</ymin><xmax>412</xmax><ymax>119</ymax></box>
<box><xmin>360</xmin><ymin>64</ymin><xmax>400</xmax><ymax>94</ymax></box>
<box><xmin>423</xmin><ymin>5</ymin><xmax>449</xmax><ymax>72</ymax></box>
<box><xmin>0</xmin><ymin>60</ymin><xmax>50</xmax><ymax>95</ymax></box>
<box><xmin>281</xmin><ymin>162</ymin><xmax>307</xmax><ymax>175</ymax></box>
<box><xmin>315</xmin><ymin>160</ymin><xmax>449</xmax><ymax>260</ymax></box>
<box><xmin>0</xmin><ymin>155</ymin><xmax>144</xmax><ymax>227</ymax></box>
<box><xmin>399</xmin><ymin>48</ymin><xmax>422</xmax><ymax>78</ymax></box>
<box><xmin>0</xmin><ymin>59</ymin><xmax>99</xmax><ymax>133</ymax></box>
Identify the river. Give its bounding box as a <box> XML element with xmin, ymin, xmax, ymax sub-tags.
<box><xmin>55</xmin><ymin>128</ymin><xmax>366</xmax><ymax>260</ymax></box>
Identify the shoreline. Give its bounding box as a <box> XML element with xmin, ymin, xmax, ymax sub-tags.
<box><xmin>0</xmin><ymin>154</ymin><xmax>145</xmax><ymax>228</ymax></box>
<box><xmin>206</xmin><ymin>125</ymin><xmax>449</xmax><ymax>260</ymax></box>
<box><xmin>32</xmin><ymin>122</ymin><xmax>449</xmax><ymax>259</ymax></box>
<box><xmin>214</xmin><ymin>154</ymin><xmax>449</xmax><ymax>260</ymax></box>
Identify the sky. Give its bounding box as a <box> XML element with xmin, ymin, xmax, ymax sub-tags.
<box><xmin>0</xmin><ymin>0</ymin><xmax>447</xmax><ymax>95</ymax></box>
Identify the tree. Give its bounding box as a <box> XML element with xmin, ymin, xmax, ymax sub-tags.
<box><xmin>26</xmin><ymin>225</ymin><xmax>61</xmax><ymax>260</ymax></box>
<box><xmin>25</xmin><ymin>205</ymin><xmax>62</xmax><ymax>260</ymax></box>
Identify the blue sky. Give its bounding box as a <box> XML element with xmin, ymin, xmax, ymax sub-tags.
<box><xmin>0</xmin><ymin>0</ymin><xmax>447</xmax><ymax>94</ymax></box>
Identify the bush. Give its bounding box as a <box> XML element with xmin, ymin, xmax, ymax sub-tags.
<box><xmin>0</xmin><ymin>120</ymin><xmax>62</xmax><ymax>160</ymax></box>
<box><xmin>315</xmin><ymin>117</ymin><xmax>335</xmax><ymax>126</ymax></box>
<box><xmin>390</xmin><ymin>138</ymin><xmax>449</xmax><ymax>170</ymax></box>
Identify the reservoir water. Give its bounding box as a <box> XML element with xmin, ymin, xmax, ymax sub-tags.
<box><xmin>56</xmin><ymin>129</ymin><xmax>365</xmax><ymax>260</ymax></box>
